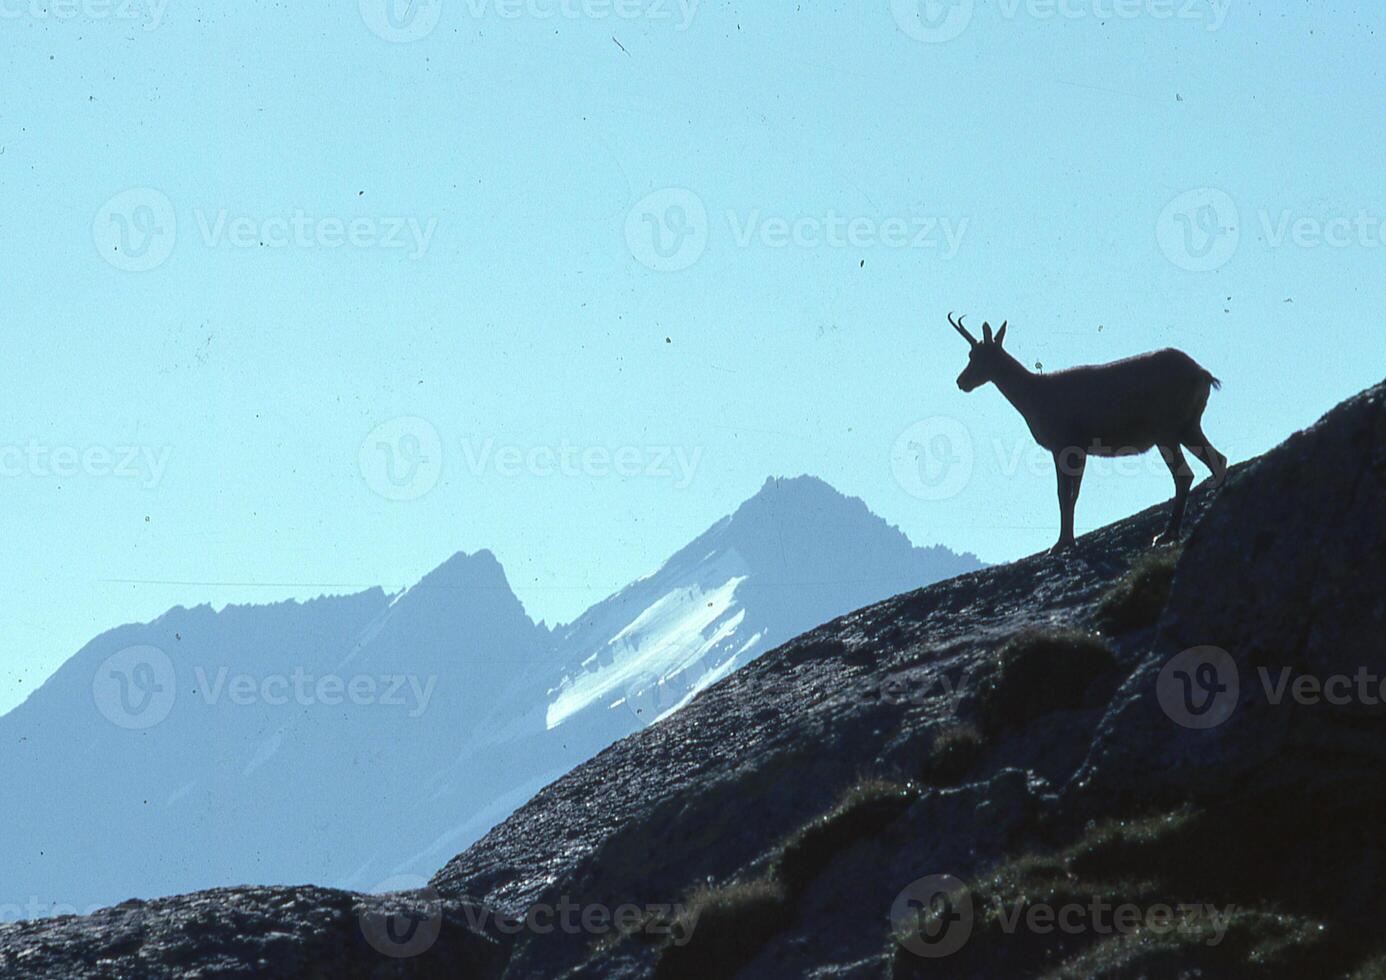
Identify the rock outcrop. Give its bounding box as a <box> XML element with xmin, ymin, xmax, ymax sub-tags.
<box><xmin>5</xmin><ymin>379</ymin><xmax>1382</xmax><ymax>979</ymax></box>
<box><xmin>1080</xmin><ymin>379</ymin><xmax>1386</xmax><ymax>801</ymax></box>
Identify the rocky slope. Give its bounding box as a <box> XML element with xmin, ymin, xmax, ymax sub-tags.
<box><xmin>3</xmin><ymin>378</ymin><xmax>1382</xmax><ymax>979</ymax></box>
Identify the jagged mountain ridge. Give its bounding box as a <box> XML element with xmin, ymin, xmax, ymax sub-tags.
<box><xmin>547</xmin><ymin>475</ymin><xmax>979</xmax><ymax>732</ymax></box>
<box><xmin>0</xmin><ymin>476</ymin><xmax>979</xmax><ymax>921</ymax></box>
<box><xmin>0</xmin><ymin>549</ymin><xmax>553</xmax><ymax>918</ymax></box>
<box><xmin>304</xmin><ymin>476</ymin><xmax>982</xmax><ymax>892</ymax></box>
<box><xmin>4</xmin><ymin>378</ymin><xmax>1379</xmax><ymax>978</ymax></box>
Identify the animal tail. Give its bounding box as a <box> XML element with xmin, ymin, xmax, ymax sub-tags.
<box><xmin>1205</xmin><ymin>370</ymin><xmax>1222</xmax><ymax>391</ymax></box>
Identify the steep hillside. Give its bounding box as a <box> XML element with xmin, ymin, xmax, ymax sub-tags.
<box><xmin>3</xmin><ymin>378</ymin><xmax>1381</xmax><ymax>979</ymax></box>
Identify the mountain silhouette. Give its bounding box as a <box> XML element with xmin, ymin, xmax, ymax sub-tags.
<box><xmin>0</xmin><ymin>476</ymin><xmax>977</xmax><ymax>919</ymax></box>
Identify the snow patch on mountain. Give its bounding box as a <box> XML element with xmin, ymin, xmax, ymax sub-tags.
<box><xmin>547</xmin><ymin>548</ymin><xmax>749</xmax><ymax>729</ymax></box>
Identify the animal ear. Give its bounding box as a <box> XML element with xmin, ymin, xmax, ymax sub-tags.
<box><xmin>995</xmin><ymin>321</ymin><xmax>1008</xmax><ymax>346</ymax></box>
<box><xmin>982</xmin><ymin>322</ymin><xmax>994</xmax><ymax>344</ymax></box>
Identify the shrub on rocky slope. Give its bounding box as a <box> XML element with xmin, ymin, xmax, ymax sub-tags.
<box><xmin>971</xmin><ymin>628</ymin><xmax>1118</xmax><ymax>734</ymax></box>
<box><xmin>1093</xmin><ymin>545</ymin><xmax>1182</xmax><ymax>635</ymax></box>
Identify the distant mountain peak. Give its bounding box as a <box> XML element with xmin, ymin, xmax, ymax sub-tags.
<box><xmin>731</xmin><ymin>475</ymin><xmax>881</xmax><ymax>525</ymax></box>
<box><xmin>747</xmin><ymin>473</ymin><xmax>856</xmax><ymax>503</ymax></box>
<box><xmin>417</xmin><ymin>549</ymin><xmax>509</xmax><ymax>591</ymax></box>
<box><xmin>401</xmin><ymin>549</ymin><xmax>551</xmax><ymax>642</ymax></box>
<box><xmin>711</xmin><ymin>475</ymin><xmax>927</xmax><ymax>579</ymax></box>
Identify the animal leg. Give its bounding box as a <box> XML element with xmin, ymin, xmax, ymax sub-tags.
<box><xmin>1070</xmin><ymin>449</ymin><xmax>1087</xmax><ymax>504</ymax></box>
<box><xmin>1182</xmin><ymin>422</ymin><xmax>1228</xmax><ymax>488</ymax></box>
<box><xmin>1154</xmin><ymin>443</ymin><xmax>1195</xmax><ymax>547</ymax></box>
<box><xmin>1050</xmin><ymin>449</ymin><xmax>1085</xmax><ymax>553</ymax></box>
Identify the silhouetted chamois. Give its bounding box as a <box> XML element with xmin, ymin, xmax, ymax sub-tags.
<box><xmin>949</xmin><ymin>313</ymin><xmax>1227</xmax><ymax>553</ymax></box>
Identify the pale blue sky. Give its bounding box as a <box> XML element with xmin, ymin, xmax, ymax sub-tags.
<box><xmin>2</xmin><ymin>1</ymin><xmax>1383</xmax><ymax>715</ymax></box>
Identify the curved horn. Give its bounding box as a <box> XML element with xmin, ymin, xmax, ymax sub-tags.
<box><xmin>948</xmin><ymin>312</ymin><xmax>978</xmax><ymax>347</ymax></box>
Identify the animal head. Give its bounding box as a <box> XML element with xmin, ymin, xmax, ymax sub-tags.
<box><xmin>949</xmin><ymin>313</ymin><xmax>1009</xmax><ymax>392</ymax></box>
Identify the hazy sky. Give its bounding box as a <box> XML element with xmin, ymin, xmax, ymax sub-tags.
<box><xmin>2</xmin><ymin>1</ymin><xmax>1382</xmax><ymax>716</ymax></box>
